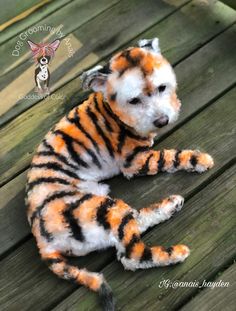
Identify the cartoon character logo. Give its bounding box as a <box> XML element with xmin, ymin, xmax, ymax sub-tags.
<box><xmin>27</xmin><ymin>40</ymin><xmax>60</xmax><ymax>94</ymax></box>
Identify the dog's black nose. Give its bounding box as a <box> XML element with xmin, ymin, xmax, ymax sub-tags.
<box><xmin>153</xmin><ymin>115</ymin><xmax>169</xmax><ymax>128</ymax></box>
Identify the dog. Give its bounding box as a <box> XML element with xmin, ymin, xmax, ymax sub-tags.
<box><xmin>27</xmin><ymin>40</ymin><xmax>60</xmax><ymax>94</ymax></box>
<box><xmin>26</xmin><ymin>38</ymin><xmax>214</xmax><ymax>311</ymax></box>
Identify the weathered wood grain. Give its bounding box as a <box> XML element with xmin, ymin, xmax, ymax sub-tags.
<box><xmin>0</xmin><ymin>0</ymin><xmax>75</xmax><ymax>45</ymax></box>
<box><xmin>0</xmin><ymin>0</ymin><xmax>120</xmax><ymax>75</ymax></box>
<box><xmin>53</xmin><ymin>165</ymin><xmax>236</xmax><ymax>311</ymax></box>
<box><xmin>0</xmin><ymin>171</ymin><xmax>28</xmax><ymax>256</ymax></box>
<box><xmin>221</xmin><ymin>0</ymin><xmax>236</xmax><ymax>10</ymax></box>
<box><xmin>181</xmin><ymin>263</ymin><xmax>236</xmax><ymax>311</ymax></box>
<box><xmin>0</xmin><ymin>0</ymin><xmax>49</xmax><ymax>26</ymax></box>
<box><xmin>1</xmin><ymin>25</ymin><xmax>236</xmax><ymax>186</ymax></box>
<box><xmin>0</xmin><ymin>87</ymin><xmax>235</xmax><ymax>310</ymax></box>
<box><xmin>0</xmin><ymin>238</ymin><xmax>115</xmax><ymax>311</ymax></box>
<box><xmin>2</xmin><ymin>0</ymin><xmax>236</xmax><ymax>126</ymax></box>
<box><xmin>0</xmin><ymin>1</ymin><xmax>235</xmax><ymax>310</ymax></box>
<box><xmin>0</xmin><ymin>0</ymin><xmax>189</xmax><ymax>124</ymax></box>
<box><xmin>129</xmin><ymin>0</ymin><xmax>236</xmax><ymax>65</ymax></box>
<box><xmin>0</xmin><ymin>0</ymin><xmax>120</xmax><ymax>118</ymax></box>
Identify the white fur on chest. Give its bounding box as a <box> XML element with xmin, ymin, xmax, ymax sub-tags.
<box><xmin>77</xmin><ymin>152</ymin><xmax>121</xmax><ymax>182</ymax></box>
<box><xmin>38</xmin><ymin>65</ymin><xmax>48</xmax><ymax>80</ymax></box>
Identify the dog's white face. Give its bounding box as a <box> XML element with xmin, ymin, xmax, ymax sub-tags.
<box><xmin>39</xmin><ymin>56</ymin><xmax>50</xmax><ymax>65</ymax></box>
<box><xmin>82</xmin><ymin>38</ymin><xmax>181</xmax><ymax>137</ymax></box>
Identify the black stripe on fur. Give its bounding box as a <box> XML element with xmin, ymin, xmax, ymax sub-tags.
<box><xmin>157</xmin><ymin>150</ymin><xmax>165</xmax><ymax>172</ymax></box>
<box><xmin>68</xmin><ymin>109</ymin><xmax>101</xmax><ymax>156</ymax></box>
<box><xmin>27</xmin><ymin>177</ymin><xmax>70</xmax><ymax>192</ymax></box>
<box><xmin>173</xmin><ymin>149</ymin><xmax>181</xmax><ymax>168</ymax></box>
<box><xmin>94</xmin><ymin>95</ymin><xmax>113</xmax><ymax>133</ymax></box>
<box><xmin>55</xmin><ymin>129</ymin><xmax>102</xmax><ymax>169</ymax></box>
<box><xmin>124</xmin><ymin>146</ymin><xmax>150</xmax><ymax>168</ymax></box>
<box><xmin>99</xmin><ymin>282</ymin><xmax>116</xmax><ymax>311</ymax></box>
<box><xmin>190</xmin><ymin>154</ymin><xmax>198</xmax><ymax>167</ymax></box>
<box><xmin>30</xmin><ymin>162</ymin><xmax>79</xmax><ymax>179</ymax></box>
<box><xmin>117</xmin><ymin>126</ymin><xmax>127</xmax><ymax>154</ymax></box>
<box><xmin>118</xmin><ymin>213</ymin><xmax>134</xmax><ymax>240</ymax></box>
<box><xmin>63</xmin><ymin>193</ymin><xmax>93</xmax><ymax>241</ymax></box>
<box><xmin>96</xmin><ymin>198</ymin><xmax>115</xmax><ymax>230</ymax></box>
<box><xmin>140</xmin><ymin>247</ymin><xmax>152</xmax><ymax>262</ymax></box>
<box><xmin>125</xmin><ymin>234</ymin><xmax>140</xmax><ymax>258</ymax></box>
<box><xmin>136</xmin><ymin>154</ymin><xmax>153</xmax><ymax>176</ymax></box>
<box><xmin>30</xmin><ymin>190</ymin><xmax>77</xmax><ymax>225</ymax></box>
<box><xmin>54</xmin><ymin>130</ymin><xmax>89</xmax><ymax>168</ymax></box>
<box><xmin>86</xmin><ymin>106</ymin><xmax>114</xmax><ymax>158</ymax></box>
<box><xmin>41</xmin><ymin>139</ymin><xmax>79</xmax><ymax>170</ymax></box>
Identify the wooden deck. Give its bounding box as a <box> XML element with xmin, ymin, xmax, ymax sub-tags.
<box><xmin>0</xmin><ymin>0</ymin><xmax>235</xmax><ymax>310</ymax></box>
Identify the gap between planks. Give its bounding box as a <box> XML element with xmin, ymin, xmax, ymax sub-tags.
<box><xmin>179</xmin><ymin>262</ymin><xmax>236</xmax><ymax>311</ymax></box>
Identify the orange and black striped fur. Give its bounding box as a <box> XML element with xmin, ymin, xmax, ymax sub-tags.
<box><xmin>26</xmin><ymin>38</ymin><xmax>214</xmax><ymax>310</ymax></box>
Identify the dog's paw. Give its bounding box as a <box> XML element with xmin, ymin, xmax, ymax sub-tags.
<box><xmin>168</xmin><ymin>195</ymin><xmax>184</xmax><ymax>212</ymax></box>
<box><xmin>194</xmin><ymin>152</ymin><xmax>214</xmax><ymax>173</ymax></box>
<box><xmin>170</xmin><ymin>244</ymin><xmax>190</xmax><ymax>263</ymax></box>
<box><xmin>155</xmin><ymin>195</ymin><xmax>184</xmax><ymax>219</ymax></box>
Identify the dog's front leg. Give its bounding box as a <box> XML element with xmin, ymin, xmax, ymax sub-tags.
<box><xmin>121</xmin><ymin>149</ymin><xmax>214</xmax><ymax>178</ymax></box>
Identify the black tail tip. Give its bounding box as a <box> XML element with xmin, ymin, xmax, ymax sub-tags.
<box><xmin>99</xmin><ymin>282</ymin><xmax>116</xmax><ymax>311</ymax></box>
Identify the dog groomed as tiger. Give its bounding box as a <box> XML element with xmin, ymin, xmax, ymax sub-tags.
<box><xmin>26</xmin><ymin>38</ymin><xmax>214</xmax><ymax>311</ymax></box>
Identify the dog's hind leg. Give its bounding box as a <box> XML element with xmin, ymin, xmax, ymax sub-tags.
<box><xmin>116</xmin><ymin>207</ymin><xmax>189</xmax><ymax>271</ymax></box>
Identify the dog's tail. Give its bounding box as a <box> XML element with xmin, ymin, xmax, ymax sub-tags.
<box><xmin>43</xmin><ymin>251</ymin><xmax>115</xmax><ymax>311</ymax></box>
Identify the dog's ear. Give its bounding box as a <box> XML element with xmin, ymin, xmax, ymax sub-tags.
<box><xmin>27</xmin><ymin>40</ymin><xmax>40</xmax><ymax>52</ymax></box>
<box><xmin>48</xmin><ymin>39</ymin><xmax>60</xmax><ymax>51</ymax></box>
<box><xmin>80</xmin><ymin>64</ymin><xmax>111</xmax><ymax>92</ymax></box>
<box><xmin>138</xmin><ymin>38</ymin><xmax>160</xmax><ymax>54</ymax></box>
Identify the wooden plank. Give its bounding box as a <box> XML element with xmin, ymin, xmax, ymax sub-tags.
<box><xmin>130</xmin><ymin>0</ymin><xmax>236</xmax><ymax>65</ymax></box>
<box><xmin>0</xmin><ymin>238</ymin><xmax>115</xmax><ymax>311</ymax></box>
<box><xmin>0</xmin><ymin>0</ymin><xmax>46</xmax><ymax>25</ymax></box>
<box><xmin>53</xmin><ymin>165</ymin><xmax>236</xmax><ymax>311</ymax></box>
<box><xmin>0</xmin><ymin>0</ymin><xmax>189</xmax><ymax>124</ymax></box>
<box><xmin>0</xmin><ymin>87</ymin><xmax>235</xmax><ymax>310</ymax></box>
<box><xmin>47</xmin><ymin>0</ymin><xmax>236</xmax><ymax>95</ymax></box>
<box><xmin>221</xmin><ymin>0</ymin><xmax>236</xmax><ymax>10</ymax></box>
<box><xmin>0</xmin><ymin>171</ymin><xmax>28</xmax><ymax>256</ymax></box>
<box><xmin>0</xmin><ymin>82</ymin><xmax>89</xmax><ymax>186</ymax></box>
<box><xmin>181</xmin><ymin>263</ymin><xmax>236</xmax><ymax>311</ymax></box>
<box><xmin>0</xmin><ymin>24</ymin><xmax>236</xmax><ymax>186</ymax></box>
<box><xmin>0</xmin><ymin>0</ymin><xmax>73</xmax><ymax>44</ymax></box>
<box><xmin>0</xmin><ymin>0</ymin><xmax>188</xmax><ymax>76</ymax></box>
<box><xmin>0</xmin><ymin>0</ymin><xmax>120</xmax><ymax>77</ymax></box>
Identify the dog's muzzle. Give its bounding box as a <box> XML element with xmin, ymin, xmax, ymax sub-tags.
<box><xmin>41</xmin><ymin>57</ymin><xmax>47</xmax><ymax>64</ymax></box>
<box><xmin>153</xmin><ymin>115</ymin><xmax>169</xmax><ymax>128</ymax></box>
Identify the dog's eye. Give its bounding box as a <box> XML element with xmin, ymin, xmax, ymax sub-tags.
<box><xmin>158</xmin><ymin>84</ymin><xmax>166</xmax><ymax>93</ymax></box>
<box><xmin>128</xmin><ymin>97</ymin><xmax>141</xmax><ymax>105</ymax></box>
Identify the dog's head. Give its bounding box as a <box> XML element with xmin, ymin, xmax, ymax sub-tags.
<box><xmin>38</xmin><ymin>55</ymin><xmax>51</xmax><ymax>65</ymax></box>
<box><xmin>81</xmin><ymin>38</ymin><xmax>181</xmax><ymax>137</ymax></box>
<box><xmin>27</xmin><ymin>40</ymin><xmax>60</xmax><ymax>65</ymax></box>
